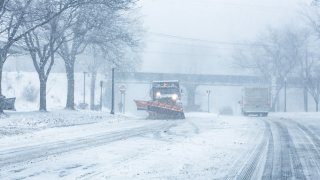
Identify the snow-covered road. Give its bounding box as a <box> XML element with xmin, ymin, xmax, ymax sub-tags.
<box><xmin>225</xmin><ymin>115</ymin><xmax>320</xmax><ymax>180</ymax></box>
<box><xmin>1</xmin><ymin>112</ymin><xmax>320</xmax><ymax>179</ymax></box>
<box><xmin>0</xmin><ymin>122</ymin><xmax>177</xmax><ymax>168</ymax></box>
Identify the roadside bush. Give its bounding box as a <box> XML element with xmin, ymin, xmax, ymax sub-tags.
<box><xmin>219</xmin><ymin>106</ymin><xmax>234</xmax><ymax>115</ymax></box>
<box><xmin>22</xmin><ymin>82</ymin><xmax>39</xmax><ymax>102</ymax></box>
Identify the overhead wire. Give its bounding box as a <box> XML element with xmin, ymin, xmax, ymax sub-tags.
<box><xmin>141</xmin><ymin>50</ymin><xmax>220</xmax><ymax>57</ymax></box>
<box><xmin>141</xmin><ymin>32</ymin><xmax>261</xmax><ymax>56</ymax></box>
<box><xmin>187</xmin><ymin>0</ymin><xmax>294</xmax><ymax>11</ymax></box>
<box><xmin>148</xmin><ymin>32</ymin><xmax>264</xmax><ymax>47</ymax></box>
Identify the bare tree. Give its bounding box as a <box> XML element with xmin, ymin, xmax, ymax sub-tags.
<box><xmin>307</xmin><ymin>63</ymin><xmax>320</xmax><ymax>111</ymax></box>
<box><xmin>233</xmin><ymin>28</ymin><xmax>300</xmax><ymax>111</ymax></box>
<box><xmin>294</xmin><ymin>32</ymin><xmax>320</xmax><ymax>112</ymax></box>
<box><xmin>299</xmin><ymin>4</ymin><xmax>320</xmax><ymax>111</ymax></box>
<box><xmin>79</xmin><ymin>7</ymin><xmax>142</xmax><ymax>110</ymax></box>
<box><xmin>298</xmin><ymin>44</ymin><xmax>313</xmax><ymax>112</ymax></box>
<box><xmin>58</xmin><ymin>0</ymin><xmax>137</xmax><ymax>110</ymax></box>
<box><xmin>0</xmin><ymin>0</ymin><xmax>33</xmax><ymax>96</ymax></box>
<box><xmin>282</xmin><ymin>28</ymin><xmax>315</xmax><ymax>112</ymax></box>
<box><xmin>87</xmin><ymin>42</ymin><xmax>141</xmax><ymax>110</ymax></box>
<box><xmin>23</xmin><ymin>2</ymin><xmax>76</xmax><ymax>111</ymax></box>
<box><xmin>58</xmin><ymin>6</ymin><xmax>93</xmax><ymax>110</ymax></box>
<box><xmin>0</xmin><ymin>0</ymin><xmax>87</xmax><ymax>98</ymax></box>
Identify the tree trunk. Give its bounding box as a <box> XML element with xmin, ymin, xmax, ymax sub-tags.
<box><xmin>0</xmin><ymin>61</ymin><xmax>3</xmax><ymax>114</ymax></box>
<box><xmin>316</xmin><ymin>101</ymin><xmax>319</xmax><ymax>112</ymax></box>
<box><xmin>271</xmin><ymin>94</ymin><xmax>279</xmax><ymax>112</ymax></box>
<box><xmin>65</xmin><ymin>59</ymin><xmax>75</xmax><ymax>110</ymax></box>
<box><xmin>271</xmin><ymin>86</ymin><xmax>282</xmax><ymax>112</ymax></box>
<box><xmin>276</xmin><ymin>95</ymin><xmax>280</xmax><ymax>112</ymax></box>
<box><xmin>39</xmin><ymin>77</ymin><xmax>47</xmax><ymax>111</ymax></box>
<box><xmin>304</xmin><ymin>86</ymin><xmax>308</xmax><ymax>112</ymax></box>
<box><xmin>271</xmin><ymin>99</ymin><xmax>276</xmax><ymax>112</ymax></box>
<box><xmin>90</xmin><ymin>71</ymin><xmax>97</xmax><ymax>110</ymax></box>
<box><xmin>0</xmin><ymin>60</ymin><xmax>3</xmax><ymax>96</ymax></box>
<box><xmin>0</xmin><ymin>50</ymin><xmax>7</xmax><ymax>97</ymax></box>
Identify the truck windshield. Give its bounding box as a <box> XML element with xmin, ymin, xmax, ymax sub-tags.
<box><xmin>155</xmin><ymin>88</ymin><xmax>179</xmax><ymax>95</ymax></box>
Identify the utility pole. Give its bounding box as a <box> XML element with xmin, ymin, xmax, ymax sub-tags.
<box><xmin>83</xmin><ymin>72</ymin><xmax>87</xmax><ymax>104</ymax></box>
<box><xmin>111</xmin><ymin>68</ymin><xmax>115</xmax><ymax>115</ymax></box>
<box><xmin>206</xmin><ymin>90</ymin><xmax>211</xmax><ymax>113</ymax></box>
<box><xmin>284</xmin><ymin>77</ymin><xmax>287</xmax><ymax>112</ymax></box>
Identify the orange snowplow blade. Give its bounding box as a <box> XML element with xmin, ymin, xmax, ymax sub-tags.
<box><xmin>134</xmin><ymin>100</ymin><xmax>185</xmax><ymax>119</ymax></box>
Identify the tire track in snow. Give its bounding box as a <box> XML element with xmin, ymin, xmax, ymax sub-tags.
<box><xmin>261</xmin><ymin>121</ymin><xmax>274</xmax><ymax>180</ymax></box>
<box><xmin>225</xmin><ymin>121</ymin><xmax>270</xmax><ymax>180</ymax></box>
<box><xmin>78</xmin><ymin>120</ymin><xmax>199</xmax><ymax>180</ymax></box>
<box><xmin>273</xmin><ymin>121</ymin><xmax>306</xmax><ymax>180</ymax></box>
<box><xmin>235</xmin><ymin>121</ymin><xmax>270</xmax><ymax>180</ymax></box>
<box><xmin>296</xmin><ymin>123</ymin><xmax>320</xmax><ymax>152</ymax></box>
<box><xmin>293</xmin><ymin>122</ymin><xmax>320</xmax><ymax>178</ymax></box>
<box><xmin>186</xmin><ymin>120</ymin><xmax>199</xmax><ymax>134</ymax></box>
<box><xmin>0</xmin><ymin>122</ymin><xmax>178</xmax><ymax>169</ymax></box>
<box><xmin>289</xmin><ymin>124</ymin><xmax>320</xmax><ymax>178</ymax></box>
<box><xmin>225</xmin><ymin>118</ymin><xmax>311</xmax><ymax>180</ymax></box>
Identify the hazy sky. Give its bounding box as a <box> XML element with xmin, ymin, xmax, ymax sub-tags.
<box><xmin>139</xmin><ymin>0</ymin><xmax>312</xmax><ymax>75</ymax></box>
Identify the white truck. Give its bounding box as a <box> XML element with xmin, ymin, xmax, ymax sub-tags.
<box><xmin>241</xmin><ymin>87</ymin><xmax>270</xmax><ymax>117</ymax></box>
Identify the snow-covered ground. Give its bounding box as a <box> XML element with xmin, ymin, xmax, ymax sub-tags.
<box><xmin>1</xmin><ymin>111</ymin><xmax>320</xmax><ymax>179</ymax></box>
<box><xmin>0</xmin><ymin>111</ymin><xmax>264</xmax><ymax>179</ymax></box>
<box><xmin>2</xmin><ymin>72</ymin><xmax>106</xmax><ymax>111</ymax></box>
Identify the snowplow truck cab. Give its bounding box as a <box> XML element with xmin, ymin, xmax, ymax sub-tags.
<box><xmin>134</xmin><ymin>80</ymin><xmax>185</xmax><ymax>119</ymax></box>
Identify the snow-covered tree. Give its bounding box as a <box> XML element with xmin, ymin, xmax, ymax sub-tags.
<box><xmin>307</xmin><ymin>63</ymin><xmax>320</xmax><ymax>111</ymax></box>
<box><xmin>23</xmin><ymin>2</ymin><xmax>76</xmax><ymax>111</ymax></box>
<box><xmin>233</xmin><ymin>28</ymin><xmax>302</xmax><ymax>111</ymax></box>
<box><xmin>58</xmin><ymin>0</ymin><xmax>139</xmax><ymax>110</ymax></box>
<box><xmin>0</xmin><ymin>0</ymin><xmax>84</xmax><ymax>98</ymax></box>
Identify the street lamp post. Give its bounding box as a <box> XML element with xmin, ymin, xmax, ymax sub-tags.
<box><xmin>100</xmin><ymin>81</ymin><xmax>103</xmax><ymax>111</ymax></box>
<box><xmin>206</xmin><ymin>90</ymin><xmax>211</xmax><ymax>113</ymax></box>
<box><xmin>123</xmin><ymin>92</ymin><xmax>126</xmax><ymax>114</ymax></box>
<box><xmin>83</xmin><ymin>72</ymin><xmax>87</xmax><ymax>104</ymax></box>
<box><xmin>119</xmin><ymin>85</ymin><xmax>126</xmax><ymax>114</ymax></box>
<box><xmin>111</xmin><ymin>68</ymin><xmax>115</xmax><ymax>115</ymax></box>
<box><xmin>284</xmin><ymin>77</ymin><xmax>287</xmax><ymax>112</ymax></box>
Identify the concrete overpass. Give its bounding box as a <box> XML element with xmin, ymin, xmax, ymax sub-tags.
<box><xmin>114</xmin><ymin>72</ymin><xmax>300</xmax><ymax>111</ymax></box>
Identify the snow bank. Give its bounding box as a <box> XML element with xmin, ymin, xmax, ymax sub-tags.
<box><xmin>2</xmin><ymin>72</ymin><xmax>105</xmax><ymax>111</ymax></box>
<box><xmin>0</xmin><ymin>110</ymin><xmax>132</xmax><ymax>138</ymax></box>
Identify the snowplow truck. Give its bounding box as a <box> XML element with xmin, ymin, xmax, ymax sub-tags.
<box><xmin>134</xmin><ymin>81</ymin><xmax>185</xmax><ymax>119</ymax></box>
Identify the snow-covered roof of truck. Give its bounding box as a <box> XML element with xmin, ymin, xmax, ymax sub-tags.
<box><xmin>152</xmin><ymin>80</ymin><xmax>179</xmax><ymax>83</ymax></box>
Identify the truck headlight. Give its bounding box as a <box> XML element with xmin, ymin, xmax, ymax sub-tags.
<box><xmin>172</xmin><ymin>94</ymin><xmax>178</xmax><ymax>101</ymax></box>
<box><xmin>156</xmin><ymin>92</ymin><xmax>161</xmax><ymax>98</ymax></box>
